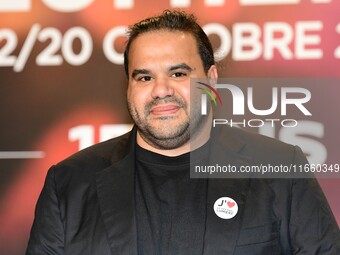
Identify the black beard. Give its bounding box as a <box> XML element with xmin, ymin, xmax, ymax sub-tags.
<box><xmin>127</xmin><ymin>96</ymin><xmax>189</xmax><ymax>149</ymax></box>
<box><xmin>137</xmin><ymin>116</ymin><xmax>190</xmax><ymax>150</ymax></box>
<box><xmin>128</xmin><ymin>95</ymin><xmax>208</xmax><ymax>150</ymax></box>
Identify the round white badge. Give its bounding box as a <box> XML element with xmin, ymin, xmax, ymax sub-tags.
<box><xmin>213</xmin><ymin>197</ymin><xmax>238</xmax><ymax>219</ymax></box>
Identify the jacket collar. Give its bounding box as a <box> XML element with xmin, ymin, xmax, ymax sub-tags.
<box><xmin>96</xmin><ymin>127</ymin><xmax>138</xmax><ymax>254</ymax></box>
<box><xmin>96</xmin><ymin>125</ymin><xmax>251</xmax><ymax>255</ymax></box>
<box><xmin>203</xmin><ymin>126</ymin><xmax>251</xmax><ymax>254</ymax></box>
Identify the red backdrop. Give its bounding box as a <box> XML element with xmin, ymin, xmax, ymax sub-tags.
<box><xmin>1</xmin><ymin>1</ymin><xmax>339</xmax><ymax>254</ymax></box>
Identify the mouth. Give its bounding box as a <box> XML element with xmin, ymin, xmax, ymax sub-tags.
<box><xmin>150</xmin><ymin>104</ymin><xmax>180</xmax><ymax>116</ymax></box>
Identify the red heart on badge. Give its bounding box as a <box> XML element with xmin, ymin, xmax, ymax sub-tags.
<box><xmin>227</xmin><ymin>201</ymin><xmax>235</xmax><ymax>208</ymax></box>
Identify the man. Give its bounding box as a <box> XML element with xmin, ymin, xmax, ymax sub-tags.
<box><xmin>26</xmin><ymin>10</ymin><xmax>339</xmax><ymax>254</ymax></box>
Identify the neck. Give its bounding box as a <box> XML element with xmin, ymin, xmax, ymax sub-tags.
<box><xmin>136</xmin><ymin>113</ymin><xmax>212</xmax><ymax>157</ymax></box>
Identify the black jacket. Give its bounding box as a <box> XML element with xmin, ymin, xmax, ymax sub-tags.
<box><xmin>26</xmin><ymin>126</ymin><xmax>340</xmax><ymax>254</ymax></box>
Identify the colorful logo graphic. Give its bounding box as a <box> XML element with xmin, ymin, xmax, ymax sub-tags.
<box><xmin>196</xmin><ymin>81</ymin><xmax>223</xmax><ymax>106</ymax></box>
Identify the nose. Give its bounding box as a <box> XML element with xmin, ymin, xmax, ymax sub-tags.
<box><xmin>151</xmin><ymin>77</ymin><xmax>174</xmax><ymax>99</ymax></box>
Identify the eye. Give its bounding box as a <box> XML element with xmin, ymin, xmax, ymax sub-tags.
<box><xmin>171</xmin><ymin>72</ymin><xmax>187</xmax><ymax>78</ymax></box>
<box><xmin>138</xmin><ymin>76</ymin><xmax>152</xmax><ymax>82</ymax></box>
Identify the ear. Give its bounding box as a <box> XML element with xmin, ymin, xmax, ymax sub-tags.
<box><xmin>207</xmin><ymin>65</ymin><xmax>218</xmax><ymax>86</ymax></box>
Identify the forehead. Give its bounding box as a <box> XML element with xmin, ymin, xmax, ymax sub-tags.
<box><xmin>131</xmin><ymin>29</ymin><xmax>196</xmax><ymax>45</ymax></box>
<box><xmin>128</xmin><ymin>30</ymin><xmax>199</xmax><ymax>61</ymax></box>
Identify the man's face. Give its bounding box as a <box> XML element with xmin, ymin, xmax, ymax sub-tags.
<box><xmin>127</xmin><ymin>30</ymin><xmax>215</xmax><ymax>150</ymax></box>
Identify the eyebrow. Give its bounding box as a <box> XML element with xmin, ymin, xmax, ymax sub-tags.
<box><xmin>169</xmin><ymin>63</ymin><xmax>193</xmax><ymax>72</ymax></box>
<box><xmin>131</xmin><ymin>69</ymin><xmax>150</xmax><ymax>79</ymax></box>
<box><xmin>130</xmin><ymin>63</ymin><xmax>194</xmax><ymax>79</ymax></box>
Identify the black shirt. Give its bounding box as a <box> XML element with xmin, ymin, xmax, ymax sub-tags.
<box><xmin>135</xmin><ymin>143</ymin><xmax>209</xmax><ymax>255</ymax></box>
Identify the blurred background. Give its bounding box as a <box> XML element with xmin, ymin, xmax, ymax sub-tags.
<box><xmin>1</xmin><ymin>0</ymin><xmax>339</xmax><ymax>254</ymax></box>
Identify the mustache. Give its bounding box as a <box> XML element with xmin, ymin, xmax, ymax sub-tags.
<box><xmin>144</xmin><ymin>96</ymin><xmax>186</xmax><ymax>114</ymax></box>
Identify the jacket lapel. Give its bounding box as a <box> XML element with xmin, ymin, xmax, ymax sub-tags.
<box><xmin>203</xmin><ymin>126</ymin><xmax>252</xmax><ymax>254</ymax></box>
<box><xmin>96</xmin><ymin>129</ymin><xmax>138</xmax><ymax>255</ymax></box>
<box><xmin>204</xmin><ymin>178</ymin><xmax>250</xmax><ymax>254</ymax></box>
<box><xmin>95</xmin><ymin>125</ymin><xmax>252</xmax><ymax>254</ymax></box>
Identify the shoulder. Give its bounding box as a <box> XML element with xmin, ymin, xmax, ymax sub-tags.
<box><xmin>51</xmin><ymin>130</ymin><xmax>133</xmax><ymax>180</ymax></box>
<box><xmin>217</xmin><ymin>126</ymin><xmax>307</xmax><ymax>165</ymax></box>
<box><xmin>225</xmin><ymin>125</ymin><xmax>292</xmax><ymax>151</ymax></box>
<box><xmin>41</xmin><ymin>130</ymin><xmax>134</xmax><ymax>200</ymax></box>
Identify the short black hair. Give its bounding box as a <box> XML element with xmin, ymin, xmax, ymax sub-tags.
<box><xmin>123</xmin><ymin>10</ymin><xmax>215</xmax><ymax>78</ymax></box>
